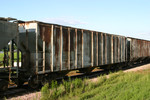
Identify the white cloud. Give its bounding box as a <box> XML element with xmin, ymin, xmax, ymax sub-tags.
<box><xmin>138</xmin><ymin>32</ymin><xmax>150</xmax><ymax>35</ymax></box>
<box><xmin>41</xmin><ymin>17</ymin><xmax>87</xmax><ymax>26</ymax></box>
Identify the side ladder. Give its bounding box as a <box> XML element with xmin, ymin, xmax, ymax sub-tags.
<box><xmin>35</xmin><ymin>24</ymin><xmax>46</xmax><ymax>74</ymax></box>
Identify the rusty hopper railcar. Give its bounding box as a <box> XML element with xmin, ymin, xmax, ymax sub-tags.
<box><xmin>127</xmin><ymin>37</ymin><xmax>150</xmax><ymax>62</ymax></box>
<box><xmin>1</xmin><ymin>19</ymin><xmax>150</xmax><ymax>90</ymax></box>
<box><xmin>18</xmin><ymin>21</ymin><xmax>127</xmax><ymax>88</ymax></box>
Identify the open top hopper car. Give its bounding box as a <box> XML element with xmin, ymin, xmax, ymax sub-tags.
<box><xmin>0</xmin><ymin>18</ymin><xmax>150</xmax><ymax>90</ymax></box>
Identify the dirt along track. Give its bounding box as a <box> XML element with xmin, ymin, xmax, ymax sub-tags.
<box><xmin>3</xmin><ymin>62</ymin><xmax>150</xmax><ymax>100</ymax></box>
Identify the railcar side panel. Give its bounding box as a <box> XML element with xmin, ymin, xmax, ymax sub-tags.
<box><xmin>19</xmin><ymin>22</ymin><xmax>129</xmax><ymax>74</ymax></box>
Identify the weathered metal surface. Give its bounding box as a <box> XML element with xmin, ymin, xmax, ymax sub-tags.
<box><xmin>128</xmin><ymin>38</ymin><xmax>150</xmax><ymax>61</ymax></box>
<box><xmin>75</xmin><ymin>29</ymin><xmax>78</xmax><ymax>69</ymax></box>
<box><xmin>9</xmin><ymin>41</ymin><xmax>12</xmax><ymax>67</ymax></box>
<box><xmin>70</xmin><ymin>29</ymin><xmax>76</xmax><ymax>69</ymax></box>
<box><xmin>36</xmin><ymin>23</ymin><xmax>39</xmax><ymax>73</ymax></box>
<box><xmin>111</xmin><ymin>35</ymin><xmax>113</xmax><ymax>64</ymax></box>
<box><xmin>0</xmin><ymin>17</ymin><xmax>17</xmax><ymax>21</ymax></box>
<box><xmin>118</xmin><ymin>37</ymin><xmax>120</xmax><ymax>62</ymax></box>
<box><xmin>53</xmin><ymin>27</ymin><xmax>61</xmax><ymax>71</ymax></box>
<box><xmin>104</xmin><ymin>34</ymin><xmax>107</xmax><ymax>64</ymax></box>
<box><xmin>68</xmin><ymin>28</ymin><xmax>70</xmax><ymax>70</ymax></box>
<box><xmin>77</xmin><ymin>29</ymin><xmax>82</xmax><ymax>69</ymax></box>
<box><xmin>81</xmin><ymin>30</ymin><xmax>84</xmax><ymax>68</ymax></box>
<box><xmin>98</xmin><ymin>33</ymin><xmax>103</xmax><ymax>65</ymax></box>
<box><xmin>96</xmin><ymin>32</ymin><xmax>98</xmax><ymax>66</ymax></box>
<box><xmin>106</xmin><ymin>34</ymin><xmax>111</xmax><ymax>64</ymax></box>
<box><xmin>18</xmin><ymin>21</ymin><xmax>150</xmax><ymax>74</ymax></box>
<box><xmin>60</xmin><ymin>26</ymin><xmax>62</xmax><ymax>71</ymax></box>
<box><xmin>93</xmin><ymin>32</ymin><xmax>97</xmax><ymax>66</ymax></box>
<box><xmin>0</xmin><ymin>20</ymin><xmax>18</xmax><ymax>50</ymax></box>
<box><xmin>50</xmin><ymin>25</ymin><xmax>53</xmax><ymax>72</ymax></box>
<box><xmin>148</xmin><ymin>41</ymin><xmax>150</xmax><ymax>57</ymax></box>
<box><xmin>91</xmin><ymin>31</ymin><xmax>93</xmax><ymax>66</ymax></box>
<box><xmin>113</xmin><ymin>36</ymin><xmax>116</xmax><ymax>63</ymax></box>
<box><xmin>62</xmin><ymin>27</ymin><xmax>69</xmax><ymax>70</ymax></box>
<box><xmin>83</xmin><ymin>30</ymin><xmax>91</xmax><ymax>67</ymax></box>
<box><xmin>43</xmin><ymin>41</ymin><xmax>45</xmax><ymax>73</ymax></box>
<box><xmin>16</xmin><ymin>24</ymin><xmax>19</xmax><ymax>77</ymax></box>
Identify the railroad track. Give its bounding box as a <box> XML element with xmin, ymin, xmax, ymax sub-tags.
<box><xmin>1</xmin><ymin>62</ymin><xmax>149</xmax><ymax>99</ymax></box>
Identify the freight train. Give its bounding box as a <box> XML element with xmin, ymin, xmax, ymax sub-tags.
<box><xmin>0</xmin><ymin>17</ymin><xmax>150</xmax><ymax>91</ymax></box>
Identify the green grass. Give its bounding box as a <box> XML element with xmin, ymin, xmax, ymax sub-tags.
<box><xmin>41</xmin><ymin>70</ymin><xmax>150</xmax><ymax>100</ymax></box>
<box><xmin>0</xmin><ymin>52</ymin><xmax>4</xmax><ymax>62</ymax></box>
<box><xmin>0</xmin><ymin>52</ymin><xmax>21</xmax><ymax>66</ymax></box>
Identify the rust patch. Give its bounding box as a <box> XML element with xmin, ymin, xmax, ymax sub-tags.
<box><xmin>53</xmin><ymin>27</ymin><xmax>61</xmax><ymax>71</ymax></box>
<box><xmin>19</xmin><ymin>23</ymin><xmax>25</xmax><ymax>29</ymax></box>
<box><xmin>70</xmin><ymin>29</ymin><xmax>75</xmax><ymax>51</ymax></box>
<box><xmin>55</xmin><ymin>27</ymin><xmax>60</xmax><ymax>57</ymax></box>
<box><xmin>63</xmin><ymin>28</ymin><xmax>68</xmax><ymax>51</ymax></box>
<box><xmin>25</xmin><ymin>23</ymin><xmax>30</xmax><ymax>28</ymax></box>
<box><xmin>19</xmin><ymin>22</ymin><xmax>31</xmax><ymax>28</ymax></box>
<box><xmin>77</xmin><ymin>29</ymin><xmax>82</xmax><ymax>68</ymax></box>
<box><xmin>137</xmin><ymin>40</ymin><xmax>141</xmax><ymax>57</ymax></box>
<box><xmin>39</xmin><ymin>24</ymin><xmax>51</xmax><ymax>47</ymax></box>
<box><xmin>147</xmin><ymin>41</ymin><xmax>149</xmax><ymax>56</ymax></box>
<box><xmin>62</xmin><ymin>28</ymin><xmax>69</xmax><ymax>69</ymax></box>
<box><xmin>131</xmin><ymin>38</ymin><xmax>150</xmax><ymax>60</ymax></box>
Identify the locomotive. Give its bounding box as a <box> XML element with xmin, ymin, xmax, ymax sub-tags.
<box><xmin>0</xmin><ymin>17</ymin><xmax>150</xmax><ymax>91</ymax></box>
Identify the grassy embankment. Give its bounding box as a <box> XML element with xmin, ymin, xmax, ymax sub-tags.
<box><xmin>41</xmin><ymin>69</ymin><xmax>150</xmax><ymax>100</ymax></box>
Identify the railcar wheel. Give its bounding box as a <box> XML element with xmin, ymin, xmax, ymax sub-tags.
<box><xmin>28</xmin><ymin>76</ymin><xmax>40</xmax><ymax>89</ymax></box>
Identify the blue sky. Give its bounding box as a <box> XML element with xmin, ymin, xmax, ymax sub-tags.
<box><xmin>1</xmin><ymin>0</ymin><xmax>150</xmax><ymax>40</ymax></box>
